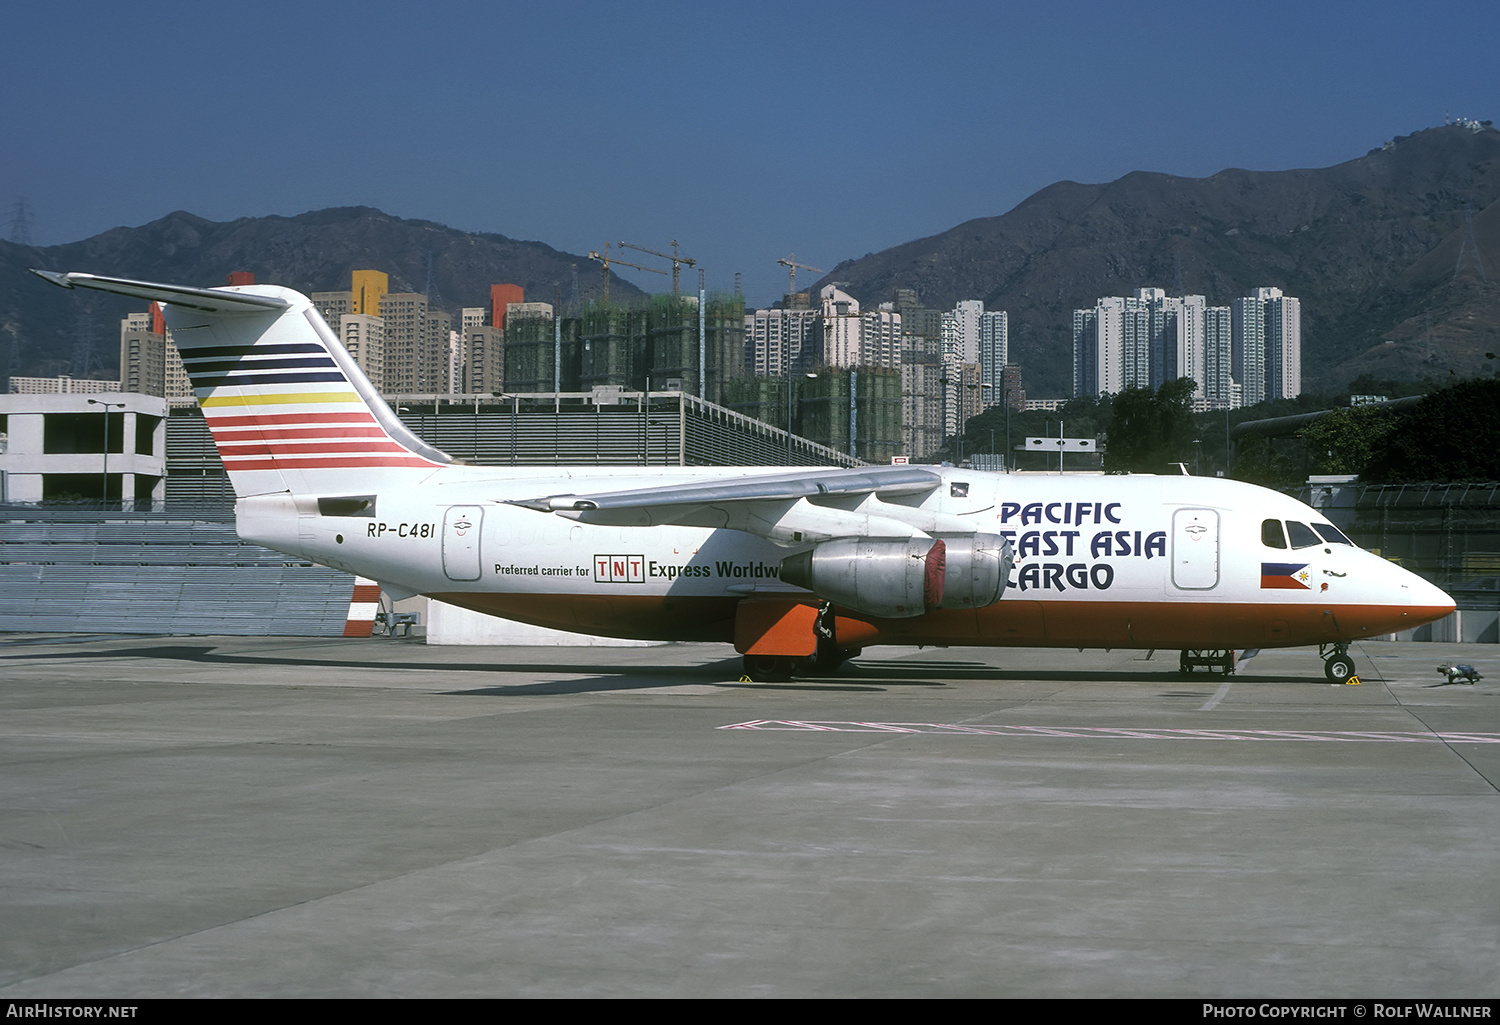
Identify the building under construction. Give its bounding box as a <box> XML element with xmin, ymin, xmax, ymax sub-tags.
<box><xmin>503</xmin><ymin>294</ymin><xmax>747</xmax><ymax>406</ymax></box>
<box><xmin>725</xmin><ymin>367</ymin><xmax>904</xmax><ymax>464</ymax></box>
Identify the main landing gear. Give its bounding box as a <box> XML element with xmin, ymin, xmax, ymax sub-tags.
<box><xmin>1320</xmin><ymin>643</ymin><xmax>1358</xmax><ymax>684</ymax></box>
<box><xmin>740</xmin><ymin>604</ymin><xmax>861</xmax><ymax>682</ymax></box>
<box><xmin>740</xmin><ymin>647</ymin><xmax>865</xmax><ymax>682</ymax></box>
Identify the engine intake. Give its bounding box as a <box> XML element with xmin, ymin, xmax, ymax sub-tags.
<box><xmin>780</xmin><ymin>537</ymin><xmax>945</xmax><ymax>618</ymax></box>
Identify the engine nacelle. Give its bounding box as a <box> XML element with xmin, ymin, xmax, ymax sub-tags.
<box><xmin>936</xmin><ymin>532</ymin><xmax>1013</xmax><ymax>610</ymax></box>
<box><xmin>780</xmin><ymin>537</ymin><xmax>946</xmax><ymax>618</ymax></box>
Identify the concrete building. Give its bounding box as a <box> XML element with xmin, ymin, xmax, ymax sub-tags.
<box><xmin>9</xmin><ymin>376</ymin><xmax>119</xmax><ymax>395</ymax></box>
<box><xmin>948</xmin><ymin>299</ymin><xmax>984</xmax><ymax>364</ymax></box>
<box><xmin>1263</xmin><ymin>288</ymin><xmax>1302</xmax><ymax>401</ymax></box>
<box><xmin>892</xmin><ymin>290</ymin><xmax>944</xmax><ymax>459</ymax></box>
<box><xmin>119</xmin><ymin>306</ymin><xmax>191</xmax><ymax>401</ymax></box>
<box><xmin>491</xmin><ymin>284</ymin><xmax>524</xmax><ymax>331</ymax></box>
<box><xmin>379</xmin><ymin>292</ymin><xmax>452</xmax><ymax>395</ymax></box>
<box><xmin>744</xmin><ymin>307</ymin><xmax>820</xmax><ymax>376</ymax></box>
<box><xmin>1073</xmin><ymin>297</ymin><xmax>1124</xmax><ymax>397</ymax></box>
<box><xmin>312</xmin><ymin>291</ymin><xmax>354</xmax><ymax>330</ymax></box>
<box><xmin>979</xmin><ymin>310</ymin><xmax>1008</xmax><ymax>408</ymax></box>
<box><xmin>1000</xmin><ymin>364</ymin><xmax>1025</xmax><ymax>410</ymax></box>
<box><xmin>1232</xmin><ymin>294</ymin><xmax>1269</xmax><ymax>407</ymax></box>
<box><xmin>0</xmin><ymin>392</ymin><xmax>167</xmax><ymax>507</ymax></box>
<box><xmin>934</xmin><ymin>350</ymin><xmax>985</xmax><ymax>442</ymax></box>
<box><xmin>352</xmin><ymin>270</ymin><xmax>388</xmax><ymax>317</ymax></box>
<box><xmin>1204</xmin><ymin>305</ymin><xmax>1234</xmax><ymax>409</ymax></box>
<box><xmin>1074</xmin><ymin>289</ymin><xmax>1224</xmax><ymax>404</ymax></box>
<box><xmin>339</xmin><ymin>314</ymin><xmax>385</xmax><ymax>389</ymax></box>
<box><xmin>820</xmin><ymin>285</ymin><xmax>863</xmax><ymax>367</ymax></box>
<box><xmin>464</xmin><ymin>324</ymin><xmax>505</xmax><ymax>395</ymax></box>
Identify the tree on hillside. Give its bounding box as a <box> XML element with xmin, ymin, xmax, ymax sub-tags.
<box><xmin>1104</xmin><ymin>378</ymin><xmax>1196</xmax><ymax>473</ymax></box>
<box><xmin>1365</xmin><ymin>379</ymin><xmax>1500</xmax><ymax>482</ymax></box>
<box><xmin>1298</xmin><ymin>405</ymin><xmax>1398</xmax><ymax>476</ymax></box>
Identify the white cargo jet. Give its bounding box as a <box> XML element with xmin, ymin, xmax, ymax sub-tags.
<box><xmin>35</xmin><ymin>271</ymin><xmax>1455</xmax><ymax>681</ymax></box>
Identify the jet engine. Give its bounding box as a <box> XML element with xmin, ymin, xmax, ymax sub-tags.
<box><xmin>780</xmin><ymin>537</ymin><xmax>946</xmax><ymax>618</ymax></box>
<box><xmin>935</xmin><ymin>532</ymin><xmax>1013</xmax><ymax>610</ymax></box>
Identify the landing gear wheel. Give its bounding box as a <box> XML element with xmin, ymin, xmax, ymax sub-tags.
<box><xmin>805</xmin><ymin>646</ymin><xmax>860</xmax><ymax>676</ymax></box>
<box><xmin>1324</xmin><ymin>653</ymin><xmax>1356</xmax><ymax>684</ymax></box>
<box><xmin>743</xmin><ymin>654</ymin><xmax>797</xmax><ymax>683</ymax></box>
<box><xmin>1179</xmin><ymin>652</ymin><xmax>1193</xmax><ymax>674</ymax></box>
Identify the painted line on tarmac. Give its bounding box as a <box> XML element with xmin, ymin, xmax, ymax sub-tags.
<box><xmin>1199</xmin><ymin>678</ymin><xmax>1234</xmax><ymax>711</ymax></box>
<box><xmin>719</xmin><ymin>720</ymin><xmax>1500</xmax><ymax>743</ymax></box>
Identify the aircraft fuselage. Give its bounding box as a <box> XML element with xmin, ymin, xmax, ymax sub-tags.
<box><xmin>240</xmin><ymin>466</ymin><xmax>1450</xmax><ymax>652</ymax></box>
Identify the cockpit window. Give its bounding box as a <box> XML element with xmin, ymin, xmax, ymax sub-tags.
<box><xmin>1285</xmin><ymin>520</ymin><xmax>1322</xmax><ymax>549</ymax></box>
<box><xmin>1313</xmin><ymin>523</ymin><xmax>1352</xmax><ymax>546</ymax></box>
<box><xmin>1262</xmin><ymin>519</ymin><xmax>1287</xmax><ymax>549</ymax></box>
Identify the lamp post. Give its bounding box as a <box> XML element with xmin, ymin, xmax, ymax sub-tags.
<box><xmin>87</xmin><ymin>399</ymin><xmax>126</xmax><ymax>508</ymax></box>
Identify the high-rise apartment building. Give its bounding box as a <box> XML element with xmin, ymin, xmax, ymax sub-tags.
<box><xmin>429</xmin><ymin>309</ymin><xmax>455</xmax><ymax>394</ymax></box>
<box><xmin>1262</xmin><ymin>288</ymin><xmax>1302</xmax><ymax>401</ymax></box>
<box><xmin>820</xmin><ymin>285</ymin><xmax>863</xmax><ymax>367</ymax></box>
<box><xmin>312</xmin><ymin>291</ymin><xmax>354</xmax><ymax>330</ymax></box>
<box><xmin>119</xmin><ymin>304</ymin><xmax>192</xmax><ymax>400</ymax></box>
<box><xmin>891</xmin><ymin>291</ymin><xmax>944</xmax><ymax>458</ymax></box>
<box><xmin>379</xmin><ymin>292</ymin><xmax>425</xmax><ymax>393</ymax></box>
<box><xmin>979</xmin><ymin>310</ymin><xmax>1008</xmax><ymax>408</ymax></box>
<box><xmin>1203</xmin><ymin>305</ymin><xmax>1234</xmax><ymax>409</ymax></box>
<box><xmin>948</xmin><ymin>299</ymin><xmax>983</xmax><ymax>364</ymax></box>
<box><xmin>1073</xmin><ymin>297</ymin><xmax>1124</xmax><ymax>397</ymax></box>
<box><xmin>352</xmin><ymin>270</ymin><xmax>388</xmax><ymax>317</ymax></box>
<box><xmin>373</xmin><ymin>293</ymin><xmax>453</xmax><ymax>395</ymax></box>
<box><xmin>491</xmin><ymin>284</ymin><xmax>524</xmax><ymax>331</ymax></box>
<box><xmin>464</xmin><ymin>325</ymin><xmax>505</xmax><ymax>394</ymax></box>
<box><xmin>339</xmin><ymin>314</ymin><xmax>385</xmax><ymax>389</ymax></box>
<box><xmin>1001</xmin><ymin>364</ymin><xmax>1025</xmax><ymax>410</ymax></box>
<box><xmin>1075</xmin><ymin>289</ymin><xmax>1230</xmax><ymax>405</ymax></box>
<box><xmin>1232</xmin><ymin>295</ymin><xmax>1268</xmax><ymax>407</ymax></box>
<box><xmin>744</xmin><ymin>307</ymin><xmax>821</xmax><ymax>376</ymax></box>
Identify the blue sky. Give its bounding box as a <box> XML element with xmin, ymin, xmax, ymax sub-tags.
<box><xmin>2</xmin><ymin>0</ymin><xmax>1494</xmax><ymax>308</ymax></box>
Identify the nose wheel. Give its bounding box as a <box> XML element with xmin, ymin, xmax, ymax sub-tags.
<box><xmin>1321</xmin><ymin>644</ymin><xmax>1357</xmax><ymax>684</ymax></box>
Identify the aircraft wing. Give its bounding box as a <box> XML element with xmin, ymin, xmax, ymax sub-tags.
<box><xmin>509</xmin><ymin>464</ymin><xmax>959</xmax><ymax>543</ymax></box>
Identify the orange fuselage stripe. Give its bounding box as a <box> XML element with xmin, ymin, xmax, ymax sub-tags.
<box><xmin>426</xmin><ymin>592</ymin><xmax>1451</xmax><ymax>650</ymax></box>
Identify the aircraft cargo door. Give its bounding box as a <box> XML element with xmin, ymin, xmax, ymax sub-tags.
<box><xmin>1171</xmin><ymin>507</ymin><xmax>1219</xmax><ymax>590</ymax></box>
<box><xmin>442</xmin><ymin>505</ymin><xmax>484</xmax><ymax>582</ymax></box>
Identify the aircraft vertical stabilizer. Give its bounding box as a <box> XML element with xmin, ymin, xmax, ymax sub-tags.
<box><xmin>31</xmin><ymin>271</ymin><xmax>451</xmax><ymax>498</ymax></box>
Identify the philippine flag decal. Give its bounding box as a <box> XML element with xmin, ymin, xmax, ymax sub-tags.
<box><xmin>1261</xmin><ymin>562</ymin><xmax>1311</xmax><ymax>589</ymax></box>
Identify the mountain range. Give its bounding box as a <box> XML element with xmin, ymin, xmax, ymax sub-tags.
<box><xmin>0</xmin><ymin>207</ymin><xmax>646</xmax><ymax>383</ymax></box>
<box><xmin>4</xmin><ymin>123</ymin><xmax>1498</xmax><ymax>397</ymax></box>
<box><xmin>814</xmin><ymin>123</ymin><xmax>1500</xmax><ymax>396</ymax></box>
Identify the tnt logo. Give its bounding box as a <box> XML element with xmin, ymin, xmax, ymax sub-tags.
<box><xmin>594</xmin><ymin>554</ymin><xmax>645</xmax><ymax>583</ymax></box>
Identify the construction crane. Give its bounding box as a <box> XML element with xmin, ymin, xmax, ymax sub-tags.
<box><xmin>777</xmin><ymin>253</ymin><xmax>823</xmax><ymax>299</ymax></box>
<box><xmin>587</xmin><ymin>242</ymin><xmax>667</xmax><ymax>303</ymax></box>
<box><xmin>618</xmin><ymin>240</ymin><xmax>696</xmax><ymax>296</ymax></box>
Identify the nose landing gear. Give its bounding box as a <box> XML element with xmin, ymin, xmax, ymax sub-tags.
<box><xmin>1321</xmin><ymin>643</ymin><xmax>1358</xmax><ymax>684</ymax></box>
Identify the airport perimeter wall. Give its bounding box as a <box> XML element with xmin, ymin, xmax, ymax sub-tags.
<box><xmin>0</xmin><ymin>506</ymin><xmax>359</xmax><ymax>636</ymax></box>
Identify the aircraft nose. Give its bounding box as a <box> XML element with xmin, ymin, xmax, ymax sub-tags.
<box><xmin>1396</xmin><ymin>565</ymin><xmax>1456</xmax><ymax>618</ymax></box>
